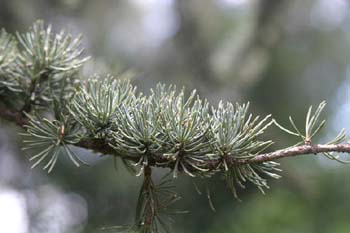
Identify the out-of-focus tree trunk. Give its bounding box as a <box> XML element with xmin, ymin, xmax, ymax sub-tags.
<box><xmin>232</xmin><ymin>0</ymin><xmax>289</xmax><ymax>86</ymax></box>
<box><xmin>0</xmin><ymin>1</ymin><xmax>17</xmax><ymax>30</ymax></box>
<box><xmin>172</xmin><ymin>0</ymin><xmax>219</xmax><ymax>87</ymax></box>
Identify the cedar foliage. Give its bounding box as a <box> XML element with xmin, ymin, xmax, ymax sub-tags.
<box><xmin>0</xmin><ymin>21</ymin><xmax>349</xmax><ymax>233</ymax></box>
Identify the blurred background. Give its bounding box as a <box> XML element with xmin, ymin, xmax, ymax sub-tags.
<box><xmin>0</xmin><ymin>0</ymin><xmax>349</xmax><ymax>232</ymax></box>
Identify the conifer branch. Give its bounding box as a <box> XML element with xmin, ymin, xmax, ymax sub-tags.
<box><xmin>242</xmin><ymin>143</ymin><xmax>350</xmax><ymax>163</ymax></box>
<box><xmin>0</xmin><ymin>107</ymin><xmax>28</xmax><ymax>126</ymax></box>
<box><xmin>1</xmin><ymin>20</ymin><xmax>349</xmax><ymax>233</ymax></box>
<box><xmin>1</xmin><ymin>105</ymin><xmax>350</xmax><ymax>168</ymax></box>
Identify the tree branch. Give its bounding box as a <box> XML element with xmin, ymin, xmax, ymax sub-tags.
<box><xmin>1</xmin><ymin>107</ymin><xmax>350</xmax><ymax>171</ymax></box>
<box><xmin>0</xmin><ymin>107</ymin><xmax>28</xmax><ymax>126</ymax></box>
<box><xmin>141</xmin><ymin>166</ymin><xmax>155</xmax><ymax>231</ymax></box>
<box><xmin>239</xmin><ymin>143</ymin><xmax>350</xmax><ymax>164</ymax></box>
